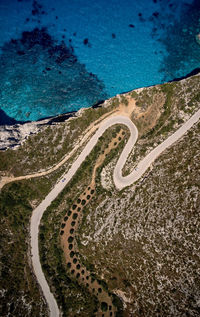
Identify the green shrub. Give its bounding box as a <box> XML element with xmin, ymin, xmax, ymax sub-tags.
<box><xmin>111</xmin><ymin>97</ymin><xmax>120</xmax><ymax>107</ymax></box>
<box><xmin>131</xmin><ymin>91</ymin><xmax>138</xmax><ymax>98</ymax></box>
<box><xmin>72</xmin><ymin>213</ymin><xmax>78</xmax><ymax>220</ymax></box>
<box><xmin>81</xmin><ymin>199</ymin><xmax>86</xmax><ymax>205</ymax></box>
<box><xmin>68</xmin><ymin>236</ymin><xmax>74</xmax><ymax>243</ymax></box>
<box><xmin>121</xmin><ymin>95</ymin><xmax>128</xmax><ymax>106</ymax></box>
<box><xmin>101</xmin><ymin>302</ymin><xmax>108</xmax><ymax>312</ymax></box>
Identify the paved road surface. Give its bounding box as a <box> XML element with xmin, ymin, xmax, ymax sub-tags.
<box><xmin>114</xmin><ymin>108</ymin><xmax>200</xmax><ymax>189</ymax></box>
<box><xmin>30</xmin><ymin>108</ymin><xmax>200</xmax><ymax>316</ymax></box>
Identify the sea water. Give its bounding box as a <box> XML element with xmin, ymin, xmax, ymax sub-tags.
<box><xmin>0</xmin><ymin>0</ymin><xmax>199</xmax><ymax>123</ymax></box>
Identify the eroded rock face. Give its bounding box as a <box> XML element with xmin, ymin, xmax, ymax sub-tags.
<box><xmin>0</xmin><ymin>109</ymin><xmax>76</xmax><ymax>150</ymax></box>
<box><xmin>0</xmin><ymin>120</ymin><xmax>45</xmax><ymax>150</ymax></box>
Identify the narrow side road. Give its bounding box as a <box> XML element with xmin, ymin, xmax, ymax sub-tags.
<box><xmin>30</xmin><ymin>109</ymin><xmax>200</xmax><ymax>316</ymax></box>
<box><xmin>114</xmin><ymin>108</ymin><xmax>200</xmax><ymax>189</ymax></box>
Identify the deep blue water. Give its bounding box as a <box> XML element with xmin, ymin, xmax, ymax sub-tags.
<box><xmin>0</xmin><ymin>0</ymin><xmax>199</xmax><ymax>123</ymax></box>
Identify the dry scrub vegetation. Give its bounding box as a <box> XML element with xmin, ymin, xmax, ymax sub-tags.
<box><xmin>78</xmin><ymin>120</ymin><xmax>200</xmax><ymax>316</ymax></box>
<box><xmin>0</xmin><ymin>74</ymin><xmax>199</xmax><ymax>316</ymax></box>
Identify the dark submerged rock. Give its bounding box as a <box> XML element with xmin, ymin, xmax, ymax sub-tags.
<box><xmin>48</xmin><ymin>42</ymin><xmax>74</xmax><ymax>64</ymax></box>
<box><xmin>138</xmin><ymin>12</ymin><xmax>145</xmax><ymax>22</ymax></box>
<box><xmin>20</xmin><ymin>27</ymin><xmax>53</xmax><ymax>49</ymax></box>
<box><xmin>153</xmin><ymin>12</ymin><xmax>159</xmax><ymax>18</ymax></box>
<box><xmin>169</xmin><ymin>68</ymin><xmax>200</xmax><ymax>82</ymax></box>
<box><xmin>32</xmin><ymin>0</ymin><xmax>43</xmax><ymax>16</ymax></box>
<box><xmin>83</xmin><ymin>38</ymin><xmax>89</xmax><ymax>45</ymax></box>
<box><xmin>11</xmin><ymin>39</ymin><xmax>17</xmax><ymax>44</ymax></box>
<box><xmin>32</xmin><ymin>9</ymin><xmax>38</xmax><ymax>16</ymax></box>
<box><xmin>17</xmin><ymin>50</ymin><xmax>25</xmax><ymax>56</ymax></box>
<box><xmin>0</xmin><ymin>27</ymin><xmax>107</xmax><ymax>122</ymax></box>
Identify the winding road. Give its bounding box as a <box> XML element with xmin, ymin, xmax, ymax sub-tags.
<box><xmin>30</xmin><ymin>108</ymin><xmax>200</xmax><ymax>317</ymax></box>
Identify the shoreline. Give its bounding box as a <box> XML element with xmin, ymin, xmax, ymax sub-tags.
<box><xmin>1</xmin><ymin>66</ymin><xmax>200</xmax><ymax>128</ymax></box>
<box><xmin>1</xmin><ymin>67</ymin><xmax>200</xmax><ymax>128</ymax></box>
<box><xmin>1</xmin><ymin>68</ymin><xmax>200</xmax><ymax>151</ymax></box>
<box><xmin>30</xmin><ymin>107</ymin><xmax>200</xmax><ymax>317</ymax></box>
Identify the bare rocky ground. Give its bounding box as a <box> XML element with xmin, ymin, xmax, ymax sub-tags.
<box><xmin>0</xmin><ymin>73</ymin><xmax>200</xmax><ymax>316</ymax></box>
<box><xmin>79</xmin><ymin>119</ymin><xmax>200</xmax><ymax>316</ymax></box>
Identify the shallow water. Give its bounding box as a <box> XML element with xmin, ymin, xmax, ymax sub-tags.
<box><xmin>0</xmin><ymin>0</ymin><xmax>199</xmax><ymax>122</ymax></box>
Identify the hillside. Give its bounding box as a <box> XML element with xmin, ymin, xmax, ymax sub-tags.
<box><xmin>0</xmin><ymin>74</ymin><xmax>199</xmax><ymax>316</ymax></box>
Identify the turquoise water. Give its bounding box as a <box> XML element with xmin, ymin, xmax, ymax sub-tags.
<box><xmin>0</xmin><ymin>0</ymin><xmax>199</xmax><ymax>123</ymax></box>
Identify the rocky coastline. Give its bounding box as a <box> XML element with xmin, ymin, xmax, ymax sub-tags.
<box><xmin>1</xmin><ymin>66</ymin><xmax>200</xmax><ymax>151</ymax></box>
<box><xmin>0</xmin><ymin>100</ymin><xmax>105</xmax><ymax>151</ymax></box>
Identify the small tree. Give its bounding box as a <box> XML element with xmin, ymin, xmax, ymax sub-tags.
<box><xmin>68</xmin><ymin>236</ymin><xmax>74</xmax><ymax>243</ymax></box>
<box><xmin>101</xmin><ymin>302</ymin><xmax>108</xmax><ymax>312</ymax></box>
<box><xmin>72</xmin><ymin>213</ymin><xmax>78</xmax><ymax>220</ymax></box>
<box><xmin>67</xmin><ymin>262</ymin><xmax>71</xmax><ymax>269</ymax></box>
<box><xmin>81</xmin><ymin>199</ymin><xmax>86</xmax><ymax>205</ymax></box>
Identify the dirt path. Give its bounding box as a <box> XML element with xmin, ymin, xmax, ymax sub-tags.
<box><xmin>60</xmin><ymin>129</ymin><xmax>126</xmax><ymax>316</ymax></box>
<box><xmin>0</xmin><ymin>100</ymin><xmax>135</xmax><ymax>190</ymax></box>
<box><xmin>30</xmin><ymin>108</ymin><xmax>200</xmax><ymax>317</ymax></box>
<box><xmin>2</xmin><ymin>96</ymin><xmax>199</xmax><ymax>317</ymax></box>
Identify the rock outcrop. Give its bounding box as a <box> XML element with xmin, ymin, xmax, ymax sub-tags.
<box><xmin>0</xmin><ymin>112</ymin><xmax>74</xmax><ymax>150</ymax></box>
